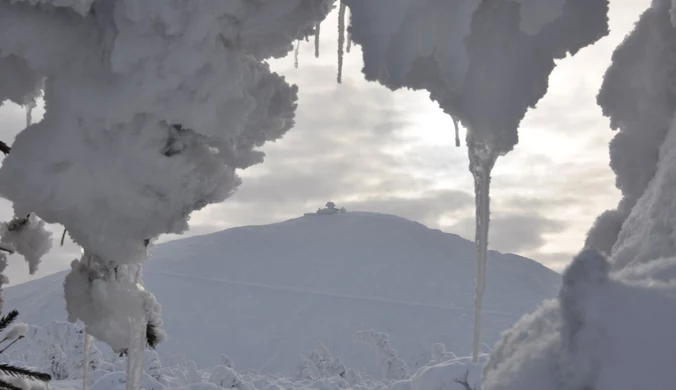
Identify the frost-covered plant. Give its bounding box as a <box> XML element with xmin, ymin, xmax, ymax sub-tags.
<box><xmin>0</xmin><ymin>309</ymin><xmax>51</xmax><ymax>390</ymax></box>
<box><xmin>0</xmin><ymin>214</ymin><xmax>52</xmax><ymax>311</ymax></box>
<box><xmin>429</xmin><ymin>343</ymin><xmax>458</xmax><ymax>365</ymax></box>
<box><xmin>354</xmin><ymin>330</ymin><xmax>409</xmax><ymax>380</ymax></box>
<box><xmin>3</xmin><ymin>321</ymin><xmax>106</xmax><ymax>381</ymax></box>
<box><xmin>293</xmin><ymin>344</ymin><xmax>348</xmax><ymax>382</ymax></box>
<box><xmin>207</xmin><ymin>366</ymin><xmax>253</xmax><ymax>390</ymax></box>
<box><xmin>0</xmin><ymin>214</ymin><xmax>51</xmax><ymax>276</ymax></box>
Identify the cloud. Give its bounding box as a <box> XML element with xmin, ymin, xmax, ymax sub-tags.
<box><xmin>449</xmin><ymin>212</ymin><xmax>567</xmax><ymax>254</ymax></box>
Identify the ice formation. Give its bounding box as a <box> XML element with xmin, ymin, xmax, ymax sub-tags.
<box><xmin>337</xmin><ymin>1</ymin><xmax>347</xmax><ymax>84</ymax></box>
<box><xmin>0</xmin><ymin>0</ymin><xmax>332</xmax><ymax>387</ymax></box>
<box><xmin>344</xmin><ymin>0</ymin><xmax>609</xmax><ymax>361</ymax></box>
<box><xmin>0</xmin><ymin>213</ymin><xmax>52</xmax><ymax>309</ymax></box>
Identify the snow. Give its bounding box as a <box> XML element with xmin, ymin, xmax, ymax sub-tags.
<box><xmin>6</xmin><ymin>212</ymin><xmax>559</xmax><ymax>376</ymax></box>
<box><xmin>482</xmin><ymin>249</ymin><xmax>676</xmax><ymax>390</ymax></box>
<box><xmin>5</xmin><ymin>319</ymin><xmax>487</xmax><ymax>390</ymax></box>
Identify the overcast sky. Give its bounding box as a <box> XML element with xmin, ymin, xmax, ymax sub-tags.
<box><xmin>0</xmin><ymin>0</ymin><xmax>652</xmax><ymax>284</ymax></box>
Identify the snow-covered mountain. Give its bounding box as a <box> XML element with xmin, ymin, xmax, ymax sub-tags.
<box><xmin>5</xmin><ymin>212</ymin><xmax>559</xmax><ymax>375</ymax></box>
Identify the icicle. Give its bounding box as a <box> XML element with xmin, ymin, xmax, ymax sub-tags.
<box><xmin>126</xmin><ymin>316</ymin><xmax>146</xmax><ymax>390</ymax></box>
<box><xmin>126</xmin><ymin>266</ymin><xmax>147</xmax><ymax>390</ymax></box>
<box><xmin>453</xmin><ymin>118</ymin><xmax>461</xmax><ymax>147</ymax></box>
<box><xmin>337</xmin><ymin>1</ymin><xmax>346</xmax><ymax>84</ymax></box>
<box><xmin>24</xmin><ymin>99</ymin><xmax>36</xmax><ymax>127</ymax></box>
<box><xmin>294</xmin><ymin>40</ymin><xmax>300</xmax><ymax>69</ymax></box>
<box><xmin>314</xmin><ymin>23</ymin><xmax>321</xmax><ymax>58</ymax></box>
<box><xmin>345</xmin><ymin>6</ymin><xmax>352</xmax><ymax>54</ymax></box>
<box><xmin>467</xmin><ymin>144</ymin><xmax>497</xmax><ymax>363</ymax></box>
<box><xmin>83</xmin><ymin>332</ymin><xmax>91</xmax><ymax>390</ymax></box>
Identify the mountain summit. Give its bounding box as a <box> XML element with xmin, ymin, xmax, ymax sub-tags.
<box><xmin>5</xmin><ymin>212</ymin><xmax>559</xmax><ymax>374</ymax></box>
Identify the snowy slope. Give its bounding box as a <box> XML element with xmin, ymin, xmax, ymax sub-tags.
<box><xmin>4</xmin><ymin>212</ymin><xmax>559</xmax><ymax>376</ymax></box>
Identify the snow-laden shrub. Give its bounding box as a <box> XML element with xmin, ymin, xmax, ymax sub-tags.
<box><xmin>429</xmin><ymin>344</ymin><xmax>457</xmax><ymax>365</ymax></box>
<box><xmin>1</xmin><ymin>321</ymin><xmax>104</xmax><ymax>380</ymax></box>
<box><xmin>208</xmin><ymin>366</ymin><xmax>253</xmax><ymax>390</ymax></box>
<box><xmin>4</xmin><ymin>319</ymin><xmax>485</xmax><ymax>390</ymax></box>
<box><xmin>0</xmin><ymin>310</ymin><xmax>52</xmax><ymax>390</ymax></box>
<box><xmin>355</xmin><ymin>330</ymin><xmax>409</xmax><ymax>380</ymax></box>
<box><xmin>0</xmin><ymin>214</ymin><xmax>52</xmax><ymax>276</ymax></box>
<box><xmin>293</xmin><ymin>344</ymin><xmax>349</xmax><ymax>382</ymax></box>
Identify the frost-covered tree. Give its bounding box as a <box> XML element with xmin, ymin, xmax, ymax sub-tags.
<box><xmin>0</xmin><ymin>1</ymin><xmax>333</xmax><ymax>388</ymax></box>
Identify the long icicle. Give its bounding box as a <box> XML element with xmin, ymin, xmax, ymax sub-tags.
<box><xmin>346</xmin><ymin>6</ymin><xmax>352</xmax><ymax>54</ymax></box>
<box><xmin>83</xmin><ymin>332</ymin><xmax>91</xmax><ymax>390</ymax></box>
<box><xmin>453</xmin><ymin>118</ymin><xmax>461</xmax><ymax>147</ymax></box>
<box><xmin>126</xmin><ymin>267</ymin><xmax>147</xmax><ymax>390</ymax></box>
<box><xmin>126</xmin><ymin>316</ymin><xmax>146</xmax><ymax>390</ymax></box>
<box><xmin>337</xmin><ymin>1</ymin><xmax>346</xmax><ymax>84</ymax></box>
<box><xmin>294</xmin><ymin>40</ymin><xmax>300</xmax><ymax>69</ymax></box>
<box><xmin>25</xmin><ymin>99</ymin><xmax>36</xmax><ymax>127</ymax></box>
<box><xmin>314</xmin><ymin>23</ymin><xmax>321</xmax><ymax>58</ymax></box>
<box><xmin>346</xmin><ymin>30</ymin><xmax>352</xmax><ymax>53</ymax></box>
<box><xmin>469</xmin><ymin>147</ymin><xmax>496</xmax><ymax>363</ymax></box>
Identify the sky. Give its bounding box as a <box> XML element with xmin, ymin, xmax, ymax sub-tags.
<box><xmin>0</xmin><ymin>0</ymin><xmax>652</xmax><ymax>284</ymax></box>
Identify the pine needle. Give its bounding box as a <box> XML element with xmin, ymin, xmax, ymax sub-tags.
<box><xmin>0</xmin><ymin>311</ymin><xmax>18</xmax><ymax>333</ymax></box>
<box><xmin>146</xmin><ymin>321</ymin><xmax>159</xmax><ymax>349</ymax></box>
<box><xmin>60</xmin><ymin>229</ymin><xmax>67</xmax><ymax>246</ymax></box>
<box><xmin>0</xmin><ymin>364</ymin><xmax>51</xmax><ymax>382</ymax></box>
<box><xmin>0</xmin><ymin>379</ymin><xmax>21</xmax><ymax>390</ymax></box>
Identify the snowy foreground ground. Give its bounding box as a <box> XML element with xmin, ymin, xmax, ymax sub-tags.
<box><xmin>7</xmin><ymin>320</ymin><xmax>487</xmax><ymax>390</ymax></box>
